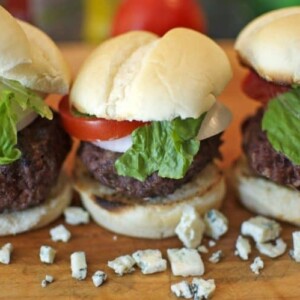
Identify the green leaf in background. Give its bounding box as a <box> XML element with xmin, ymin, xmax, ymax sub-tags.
<box><xmin>115</xmin><ymin>114</ymin><xmax>206</xmax><ymax>181</ymax></box>
<box><xmin>262</xmin><ymin>87</ymin><xmax>300</xmax><ymax>165</ymax></box>
<box><xmin>0</xmin><ymin>91</ymin><xmax>21</xmax><ymax>164</ymax></box>
<box><xmin>0</xmin><ymin>79</ymin><xmax>53</xmax><ymax>165</ymax></box>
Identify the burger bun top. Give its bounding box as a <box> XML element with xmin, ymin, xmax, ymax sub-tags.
<box><xmin>71</xmin><ymin>28</ymin><xmax>232</xmax><ymax>122</ymax></box>
<box><xmin>235</xmin><ymin>7</ymin><xmax>300</xmax><ymax>85</ymax></box>
<box><xmin>0</xmin><ymin>6</ymin><xmax>70</xmax><ymax>94</ymax></box>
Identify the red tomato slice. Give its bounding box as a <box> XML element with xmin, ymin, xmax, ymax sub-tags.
<box><xmin>242</xmin><ymin>70</ymin><xmax>290</xmax><ymax>105</ymax></box>
<box><xmin>111</xmin><ymin>0</ymin><xmax>206</xmax><ymax>37</ymax></box>
<box><xmin>58</xmin><ymin>96</ymin><xmax>147</xmax><ymax>141</ymax></box>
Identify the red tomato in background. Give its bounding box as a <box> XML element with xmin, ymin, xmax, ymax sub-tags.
<box><xmin>111</xmin><ymin>0</ymin><xmax>207</xmax><ymax>36</ymax></box>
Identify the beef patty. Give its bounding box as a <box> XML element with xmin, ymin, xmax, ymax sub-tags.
<box><xmin>78</xmin><ymin>134</ymin><xmax>222</xmax><ymax>198</ymax></box>
<box><xmin>0</xmin><ymin>113</ymin><xmax>71</xmax><ymax>212</ymax></box>
<box><xmin>242</xmin><ymin>109</ymin><xmax>300</xmax><ymax>189</ymax></box>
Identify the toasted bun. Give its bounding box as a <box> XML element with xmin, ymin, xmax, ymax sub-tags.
<box><xmin>0</xmin><ymin>6</ymin><xmax>70</xmax><ymax>94</ymax></box>
<box><xmin>0</xmin><ymin>172</ymin><xmax>72</xmax><ymax>236</ymax></box>
<box><xmin>73</xmin><ymin>159</ymin><xmax>225</xmax><ymax>239</ymax></box>
<box><xmin>233</xmin><ymin>157</ymin><xmax>300</xmax><ymax>226</ymax></box>
<box><xmin>235</xmin><ymin>7</ymin><xmax>300</xmax><ymax>85</ymax></box>
<box><xmin>71</xmin><ymin>28</ymin><xmax>232</xmax><ymax>121</ymax></box>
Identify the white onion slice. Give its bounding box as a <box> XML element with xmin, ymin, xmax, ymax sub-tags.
<box><xmin>93</xmin><ymin>135</ymin><xmax>132</xmax><ymax>153</ymax></box>
<box><xmin>197</xmin><ymin>101</ymin><xmax>232</xmax><ymax>140</ymax></box>
<box><xmin>17</xmin><ymin>111</ymin><xmax>38</xmax><ymax>131</ymax></box>
<box><xmin>93</xmin><ymin>101</ymin><xmax>232</xmax><ymax>153</ymax></box>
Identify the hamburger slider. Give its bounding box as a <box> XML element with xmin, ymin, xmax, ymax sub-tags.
<box><xmin>234</xmin><ymin>7</ymin><xmax>300</xmax><ymax>225</ymax></box>
<box><xmin>59</xmin><ymin>28</ymin><xmax>232</xmax><ymax>238</ymax></box>
<box><xmin>0</xmin><ymin>6</ymin><xmax>72</xmax><ymax>235</ymax></box>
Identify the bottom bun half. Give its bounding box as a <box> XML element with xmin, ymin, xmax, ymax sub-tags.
<box><xmin>0</xmin><ymin>172</ymin><xmax>72</xmax><ymax>236</ymax></box>
<box><xmin>74</xmin><ymin>159</ymin><xmax>226</xmax><ymax>239</ymax></box>
<box><xmin>233</xmin><ymin>157</ymin><xmax>300</xmax><ymax>226</ymax></box>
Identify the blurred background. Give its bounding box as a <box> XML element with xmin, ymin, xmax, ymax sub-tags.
<box><xmin>1</xmin><ymin>0</ymin><xmax>300</xmax><ymax>42</ymax></box>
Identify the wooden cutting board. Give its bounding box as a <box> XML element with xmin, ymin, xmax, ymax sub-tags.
<box><xmin>0</xmin><ymin>42</ymin><xmax>299</xmax><ymax>300</ymax></box>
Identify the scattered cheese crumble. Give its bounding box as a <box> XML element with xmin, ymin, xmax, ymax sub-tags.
<box><xmin>70</xmin><ymin>251</ymin><xmax>87</xmax><ymax>280</ymax></box>
<box><xmin>64</xmin><ymin>207</ymin><xmax>90</xmax><ymax>225</ymax></box>
<box><xmin>241</xmin><ymin>216</ymin><xmax>281</xmax><ymax>243</ymax></box>
<box><xmin>175</xmin><ymin>206</ymin><xmax>205</xmax><ymax>248</ymax></box>
<box><xmin>204</xmin><ymin>209</ymin><xmax>228</xmax><ymax>240</ymax></box>
<box><xmin>167</xmin><ymin>248</ymin><xmax>204</xmax><ymax>277</ymax></box>
<box><xmin>235</xmin><ymin>235</ymin><xmax>251</xmax><ymax>260</ymax></box>
<box><xmin>108</xmin><ymin>255</ymin><xmax>135</xmax><ymax>276</ymax></box>
<box><xmin>250</xmin><ymin>257</ymin><xmax>264</xmax><ymax>275</ymax></box>
<box><xmin>92</xmin><ymin>270</ymin><xmax>107</xmax><ymax>287</ymax></box>
<box><xmin>0</xmin><ymin>243</ymin><xmax>13</xmax><ymax>265</ymax></box>
<box><xmin>50</xmin><ymin>224</ymin><xmax>71</xmax><ymax>242</ymax></box>
<box><xmin>132</xmin><ymin>249</ymin><xmax>167</xmax><ymax>274</ymax></box>
<box><xmin>208</xmin><ymin>250</ymin><xmax>223</xmax><ymax>264</ymax></box>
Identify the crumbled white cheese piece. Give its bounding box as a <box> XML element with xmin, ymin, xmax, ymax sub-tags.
<box><xmin>290</xmin><ymin>231</ymin><xmax>300</xmax><ymax>262</ymax></box>
<box><xmin>41</xmin><ymin>275</ymin><xmax>54</xmax><ymax>288</ymax></box>
<box><xmin>204</xmin><ymin>209</ymin><xmax>228</xmax><ymax>240</ymax></box>
<box><xmin>175</xmin><ymin>206</ymin><xmax>205</xmax><ymax>249</ymax></box>
<box><xmin>0</xmin><ymin>243</ymin><xmax>13</xmax><ymax>264</ymax></box>
<box><xmin>70</xmin><ymin>251</ymin><xmax>87</xmax><ymax>280</ymax></box>
<box><xmin>108</xmin><ymin>255</ymin><xmax>135</xmax><ymax>276</ymax></box>
<box><xmin>241</xmin><ymin>216</ymin><xmax>281</xmax><ymax>243</ymax></box>
<box><xmin>208</xmin><ymin>240</ymin><xmax>216</xmax><ymax>248</ymax></box>
<box><xmin>250</xmin><ymin>257</ymin><xmax>264</xmax><ymax>275</ymax></box>
<box><xmin>208</xmin><ymin>250</ymin><xmax>223</xmax><ymax>264</ymax></box>
<box><xmin>256</xmin><ymin>238</ymin><xmax>287</xmax><ymax>258</ymax></box>
<box><xmin>171</xmin><ymin>281</ymin><xmax>193</xmax><ymax>299</ymax></box>
<box><xmin>192</xmin><ymin>278</ymin><xmax>216</xmax><ymax>300</ymax></box>
<box><xmin>92</xmin><ymin>270</ymin><xmax>107</xmax><ymax>287</ymax></box>
<box><xmin>235</xmin><ymin>235</ymin><xmax>251</xmax><ymax>260</ymax></box>
<box><xmin>197</xmin><ymin>245</ymin><xmax>209</xmax><ymax>254</ymax></box>
<box><xmin>64</xmin><ymin>207</ymin><xmax>90</xmax><ymax>225</ymax></box>
<box><xmin>132</xmin><ymin>249</ymin><xmax>167</xmax><ymax>274</ymax></box>
<box><xmin>40</xmin><ymin>246</ymin><xmax>56</xmax><ymax>264</ymax></box>
<box><xmin>45</xmin><ymin>275</ymin><xmax>54</xmax><ymax>283</ymax></box>
<box><xmin>167</xmin><ymin>248</ymin><xmax>204</xmax><ymax>277</ymax></box>
<box><xmin>113</xmin><ymin>235</ymin><xmax>118</xmax><ymax>241</ymax></box>
<box><xmin>41</xmin><ymin>280</ymin><xmax>48</xmax><ymax>288</ymax></box>
<box><xmin>50</xmin><ymin>224</ymin><xmax>71</xmax><ymax>242</ymax></box>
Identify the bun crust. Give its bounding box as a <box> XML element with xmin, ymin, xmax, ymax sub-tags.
<box><xmin>233</xmin><ymin>157</ymin><xmax>300</xmax><ymax>226</ymax></box>
<box><xmin>0</xmin><ymin>172</ymin><xmax>72</xmax><ymax>236</ymax></box>
<box><xmin>0</xmin><ymin>6</ymin><xmax>70</xmax><ymax>94</ymax></box>
<box><xmin>71</xmin><ymin>28</ymin><xmax>232</xmax><ymax>121</ymax></box>
<box><xmin>235</xmin><ymin>7</ymin><xmax>300</xmax><ymax>85</ymax></box>
<box><xmin>74</xmin><ymin>159</ymin><xmax>225</xmax><ymax>239</ymax></box>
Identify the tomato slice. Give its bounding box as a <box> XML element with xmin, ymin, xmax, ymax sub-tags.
<box><xmin>58</xmin><ymin>96</ymin><xmax>147</xmax><ymax>141</ymax></box>
<box><xmin>111</xmin><ymin>0</ymin><xmax>206</xmax><ymax>37</ymax></box>
<box><xmin>242</xmin><ymin>70</ymin><xmax>290</xmax><ymax>105</ymax></box>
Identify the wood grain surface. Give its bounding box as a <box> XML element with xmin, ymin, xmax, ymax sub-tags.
<box><xmin>0</xmin><ymin>42</ymin><xmax>299</xmax><ymax>300</ymax></box>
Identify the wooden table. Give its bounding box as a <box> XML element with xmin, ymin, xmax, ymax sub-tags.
<box><xmin>1</xmin><ymin>42</ymin><xmax>299</xmax><ymax>300</ymax></box>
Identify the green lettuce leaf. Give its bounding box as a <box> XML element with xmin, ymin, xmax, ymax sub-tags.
<box><xmin>262</xmin><ymin>87</ymin><xmax>300</xmax><ymax>165</ymax></box>
<box><xmin>115</xmin><ymin>114</ymin><xmax>206</xmax><ymax>181</ymax></box>
<box><xmin>0</xmin><ymin>79</ymin><xmax>53</xmax><ymax>165</ymax></box>
<box><xmin>0</xmin><ymin>91</ymin><xmax>21</xmax><ymax>164</ymax></box>
<box><xmin>1</xmin><ymin>79</ymin><xmax>52</xmax><ymax>120</ymax></box>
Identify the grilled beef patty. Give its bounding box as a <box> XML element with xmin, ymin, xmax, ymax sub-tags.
<box><xmin>0</xmin><ymin>113</ymin><xmax>71</xmax><ymax>212</ymax></box>
<box><xmin>78</xmin><ymin>134</ymin><xmax>222</xmax><ymax>198</ymax></box>
<box><xmin>242</xmin><ymin>109</ymin><xmax>300</xmax><ymax>189</ymax></box>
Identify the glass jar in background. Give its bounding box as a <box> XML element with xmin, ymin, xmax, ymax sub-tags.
<box><xmin>199</xmin><ymin>0</ymin><xmax>300</xmax><ymax>38</ymax></box>
<box><xmin>29</xmin><ymin>0</ymin><xmax>83</xmax><ymax>41</ymax></box>
<box><xmin>82</xmin><ymin>0</ymin><xmax>120</xmax><ymax>43</ymax></box>
<box><xmin>199</xmin><ymin>0</ymin><xmax>255</xmax><ymax>38</ymax></box>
